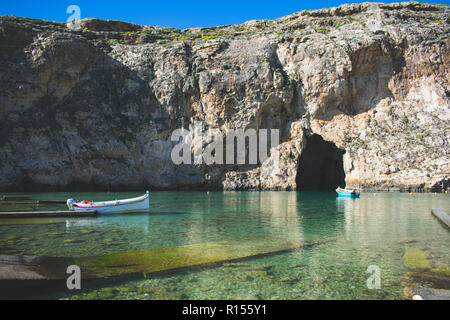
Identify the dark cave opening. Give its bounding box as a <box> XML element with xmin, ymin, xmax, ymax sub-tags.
<box><xmin>296</xmin><ymin>134</ymin><xmax>346</xmax><ymax>191</ymax></box>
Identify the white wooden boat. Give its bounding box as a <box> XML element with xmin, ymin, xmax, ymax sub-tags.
<box><xmin>67</xmin><ymin>191</ymin><xmax>150</xmax><ymax>214</ymax></box>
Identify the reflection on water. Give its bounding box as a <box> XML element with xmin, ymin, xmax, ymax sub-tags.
<box><xmin>0</xmin><ymin>191</ymin><xmax>449</xmax><ymax>299</ymax></box>
<box><xmin>65</xmin><ymin>214</ymin><xmax>151</xmax><ymax>234</ymax></box>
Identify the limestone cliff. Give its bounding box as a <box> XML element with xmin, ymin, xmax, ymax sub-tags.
<box><xmin>0</xmin><ymin>2</ymin><xmax>449</xmax><ymax>191</ymax></box>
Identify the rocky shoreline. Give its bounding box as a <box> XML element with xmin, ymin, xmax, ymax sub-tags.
<box><xmin>0</xmin><ymin>2</ymin><xmax>449</xmax><ymax>192</ymax></box>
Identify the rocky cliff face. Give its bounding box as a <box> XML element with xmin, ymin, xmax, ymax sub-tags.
<box><xmin>0</xmin><ymin>2</ymin><xmax>449</xmax><ymax>191</ymax></box>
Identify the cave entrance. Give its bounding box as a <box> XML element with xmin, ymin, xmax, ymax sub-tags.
<box><xmin>296</xmin><ymin>134</ymin><xmax>346</xmax><ymax>191</ymax></box>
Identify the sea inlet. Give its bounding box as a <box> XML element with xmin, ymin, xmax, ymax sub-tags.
<box><xmin>0</xmin><ymin>191</ymin><xmax>448</xmax><ymax>299</ymax></box>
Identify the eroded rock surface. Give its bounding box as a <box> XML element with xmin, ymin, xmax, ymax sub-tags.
<box><xmin>0</xmin><ymin>2</ymin><xmax>449</xmax><ymax>191</ymax></box>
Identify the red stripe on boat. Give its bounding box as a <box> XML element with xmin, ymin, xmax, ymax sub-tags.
<box><xmin>73</xmin><ymin>203</ymin><xmax>116</xmax><ymax>208</ymax></box>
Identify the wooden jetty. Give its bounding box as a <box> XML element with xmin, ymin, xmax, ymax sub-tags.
<box><xmin>1</xmin><ymin>196</ymin><xmax>31</xmax><ymax>201</ymax></box>
<box><xmin>0</xmin><ymin>210</ymin><xmax>97</xmax><ymax>218</ymax></box>
<box><xmin>0</xmin><ymin>217</ymin><xmax>71</xmax><ymax>226</ymax></box>
<box><xmin>0</xmin><ymin>200</ymin><xmax>66</xmax><ymax>205</ymax></box>
<box><xmin>431</xmin><ymin>208</ymin><xmax>450</xmax><ymax>228</ymax></box>
<box><xmin>36</xmin><ymin>200</ymin><xmax>66</xmax><ymax>204</ymax></box>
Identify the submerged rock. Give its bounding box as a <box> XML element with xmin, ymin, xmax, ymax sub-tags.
<box><xmin>232</xmin><ymin>293</ymin><xmax>262</xmax><ymax>300</ymax></box>
<box><xmin>396</xmin><ymin>239</ymin><xmax>419</xmax><ymax>245</ymax></box>
<box><xmin>63</xmin><ymin>239</ymin><xmax>85</xmax><ymax>244</ymax></box>
<box><xmin>78</xmin><ymin>229</ymin><xmax>96</xmax><ymax>234</ymax></box>
<box><xmin>403</xmin><ymin>246</ymin><xmax>449</xmax><ymax>276</ymax></box>
<box><xmin>404</xmin><ymin>272</ymin><xmax>450</xmax><ymax>290</ymax></box>
<box><xmin>4</xmin><ymin>235</ymin><xmax>21</xmax><ymax>241</ymax></box>
<box><xmin>402</xmin><ymin>246</ymin><xmax>450</xmax><ymax>299</ymax></box>
<box><xmin>404</xmin><ymin>285</ymin><xmax>450</xmax><ymax>300</ymax></box>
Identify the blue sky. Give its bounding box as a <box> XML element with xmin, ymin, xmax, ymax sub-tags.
<box><xmin>1</xmin><ymin>0</ymin><xmax>449</xmax><ymax>29</ymax></box>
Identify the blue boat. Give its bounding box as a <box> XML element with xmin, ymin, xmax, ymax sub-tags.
<box><xmin>336</xmin><ymin>187</ymin><xmax>360</xmax><ymax>198</ymax></box>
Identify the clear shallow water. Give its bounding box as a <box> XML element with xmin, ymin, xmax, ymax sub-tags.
<box><xmin>0</xmin><ymin>191</ymin><xmax>449</xmax><ymax>299</ymax></box>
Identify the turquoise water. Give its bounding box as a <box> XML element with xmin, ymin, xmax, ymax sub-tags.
<box><xmin>0</xmin><ymin>191</ymin><xmax>449</xmax><ymax>299</ymax></box>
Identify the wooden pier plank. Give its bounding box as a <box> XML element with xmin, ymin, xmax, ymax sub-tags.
<box><xmin>1</xmin><ymin>196</ymin><xmax>31</xmax><ymax>201</ymax></box>
<box><xmin>0</xmin><ymin>217</ymin><xmax>68</xmax><ymax>225</ymax></box>
<box><xmin>36</xmin><ymin>200</ymin><xmax>66</xmax><ymax>204</ymax></box>
<box><xmin>0</xmin><ymin>200</ymin><xmax>67</xmax><ymax>205</ymax></box>
<box><xmin>431</xmin><ymin>208</ymin><xmax>450</xmax><ymax>228</ymax></box>
<box><xmin>0</xmin><ymin>210</ymin><xmax>97</xmax><ymax>218</ymax></box>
